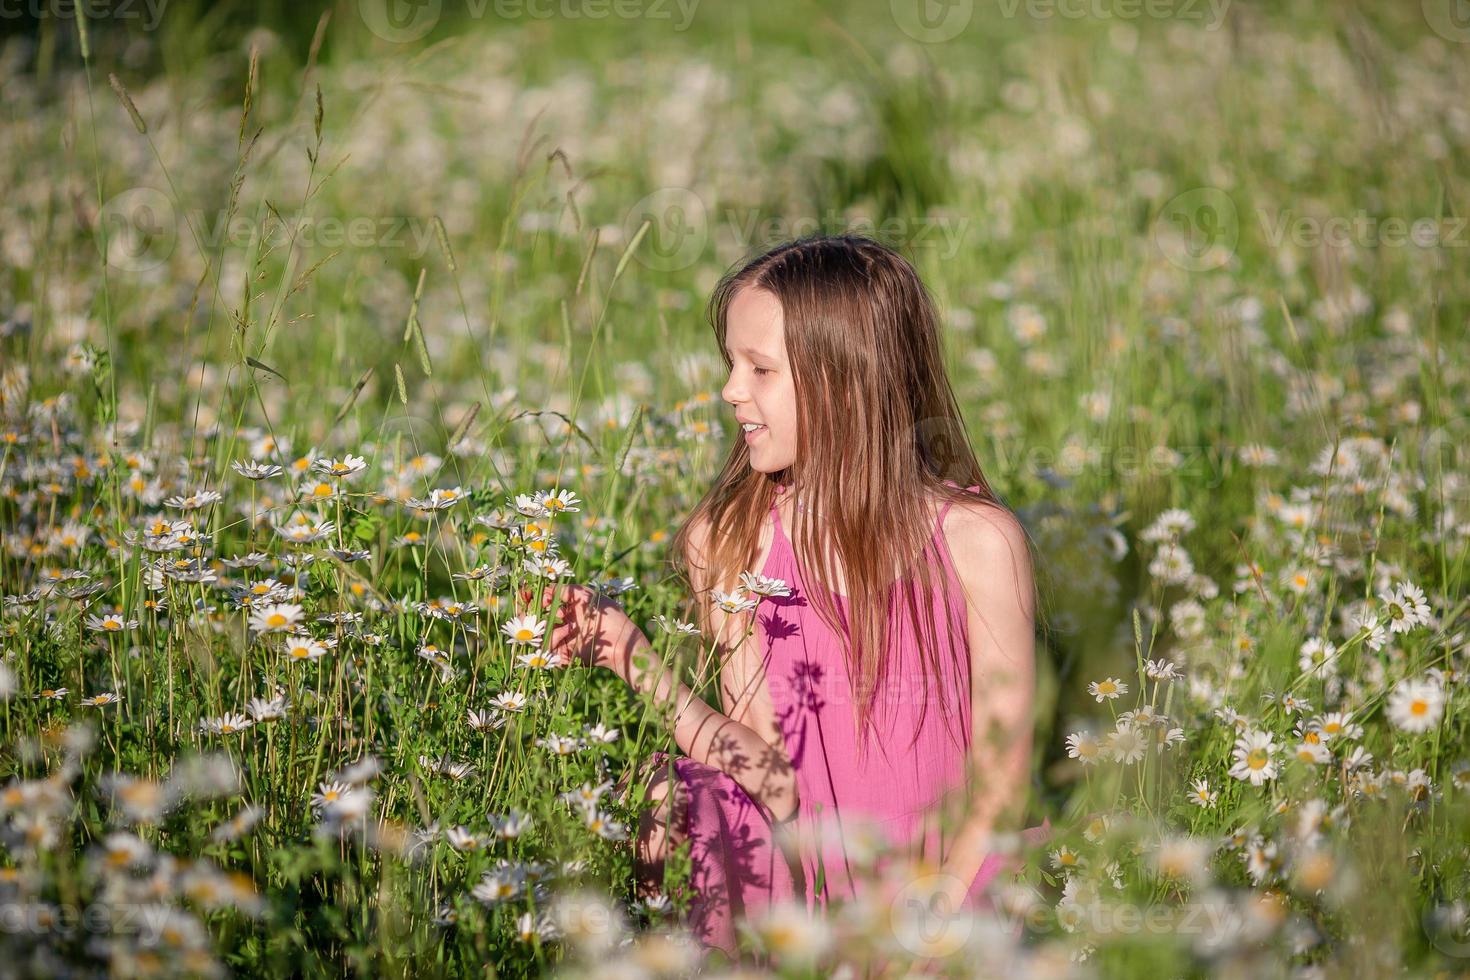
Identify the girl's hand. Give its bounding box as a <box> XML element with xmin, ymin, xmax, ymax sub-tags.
<box><xmin>531</xmin><ymin>583</ymin><xmax>635</xmax><ymax>675</ymax></box>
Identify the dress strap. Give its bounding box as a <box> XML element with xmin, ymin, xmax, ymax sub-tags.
<box><xmin>935</xmin><ymin>480</ymin><xmax>984</xmax><ymax>532</ymax></box>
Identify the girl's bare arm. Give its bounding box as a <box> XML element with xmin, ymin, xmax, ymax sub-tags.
<box><xmin>604</xmin><ymin>625</ymin><xmax>798</xmax><ymax>823</ymax></box>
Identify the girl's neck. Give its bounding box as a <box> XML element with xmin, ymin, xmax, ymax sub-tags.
<box><xmin>774</xmin><ymin>480</ymin><xmax>828</xmax><ymax>524</ymax></box>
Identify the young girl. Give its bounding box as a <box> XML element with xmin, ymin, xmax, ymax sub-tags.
<box><xmin>543</xmin><ymin>235</ymin><xmax>1048</xmax><ymax>965</ymax></box>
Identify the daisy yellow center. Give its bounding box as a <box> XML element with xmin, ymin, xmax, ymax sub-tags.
<box><xmin>103</xmin><ymin>620</ymin><xmax>122</xmax><ymax>630</ymax></box>
<box><xmin>515</xmin><ymin>629</ymin><xmax>535</xmax><ymax>641</ymax></box>
<box><xmin>266</xmin><ymin>614</ymin><xmax>287</xmax><ymax>628</ymax></box>
<box><xmin>1410</xmin><ymin>700</ymin><xmax>1428</xmax><ymax>716</ymax></box>
<box><xmin>1247</xmin><ymin>749</ymin><xmax>1269</xmax><ymax>770</ymax></box>
<box><xmin>313</xmin><ymin>484</ymin><xmax>333</xmax><ymax>497</ymax></box>
<box><xmin>1096</xmin><ymin>681</ymin><xmax>1116</xmax><ymax>695</ymax></box>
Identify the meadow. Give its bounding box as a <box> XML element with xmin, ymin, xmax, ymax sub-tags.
<box><xmin>0</xmin><ymin>1</ymin><xmax>1467</xmax><ymax>976</ymax></box>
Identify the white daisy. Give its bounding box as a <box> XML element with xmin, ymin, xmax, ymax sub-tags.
<box><xmin>284</xmin><ymin>638</ymin><xmax>328</xmax><ymax>663</ymax></box>
<box><xmin>248</xmin><ymin>603</ymin><xmax>304</xmax><ymax>634</ymax></box>
<box><xmin>491</xmin><ymin>690</ymin><xmax>528</xmax><ymax>713</ymax></box>
<box><xmin>711</xmin><ymin>588</ymin><xmax>758</xmax><ymax>614</ymax></box>
<box><xmin>501</xmin><ymin>615</ymin><xmax>546</xmax><ymax>646</ymax></box>
<box><xmin>232</xmin><ymin>459</ymin><xmax>283</xmax><ymax>480</ymax></box>
<box><xmin>312</xmin><ymin>455</ymin><xmax>367</xmax><ymax>479</ymax></box>
<box><xmin>1386</xmin><ymin>676</ymin><xmax>1445</xmax><ymax>734</ymax></box>
<box><xmin>1088</xmin><ymin>677</ymin><xmax>1128</xmax><ymax>702</ymax></box>
<box><xmin>1228</xmin><ymin>730</ymin><xmax>1279</xmax><ymax>785</ymax></box>
<box><xmin>1187</xmin><ymin>777</ymin><xmax>1217</xmax><ymax>808</ymax></box>
<box><xmin>1107</xmin><ymin>724</ymin><xmax>1147</xmax><ymax>764</ymax></box>
<box><xmin>1064</xmin><ymin>731</ymin><xmax>1101</xmax><ymax>765</ymax></box>
<box><xmin>538</xmin><ymin>488</ymin><xmax>581</xmax><ymax>513</ymax></box>
<box><xmin>1379</xmin><ymin>581</ymin><xmax>1432</xmax><ymax>634</ymax></box>
<box><xmin>738</xmin><ymin>571</ymin><xmax>793</xmax><ymax>598</ymax></box>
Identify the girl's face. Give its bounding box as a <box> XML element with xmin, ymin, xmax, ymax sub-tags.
<box><xmin>720</xmin><ymin>286</ymin><xmax>798</xmax><ymax>474</ymax></box>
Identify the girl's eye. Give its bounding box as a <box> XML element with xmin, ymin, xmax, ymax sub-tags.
<box><xmin>753</xmin><ymin>368</ymin><xmax>772</xmax><ymax>377</ymax></box>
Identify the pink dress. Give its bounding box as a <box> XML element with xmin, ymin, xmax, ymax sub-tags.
<box><xmin>654</xmin><ymin>481</ymin><xmax>1050</xmax><ymax>960</ymax></box>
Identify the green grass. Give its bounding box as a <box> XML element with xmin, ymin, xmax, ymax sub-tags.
<box><xmin>0</xmin><ymin>0</ymin><xmax>1466</xmax><ymax>975</ymax></box>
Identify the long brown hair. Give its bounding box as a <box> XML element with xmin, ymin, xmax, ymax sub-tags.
<box><xmin>671</xmin><ymin>234</ymin><xmax>1034</xmax><ymax>764</ymax></box>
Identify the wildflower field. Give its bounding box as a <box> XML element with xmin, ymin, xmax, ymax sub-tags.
<box><xmin>0</xmin><ymin>1</ymin><xmax>1467</xmax><ymax>976</ymax></box>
